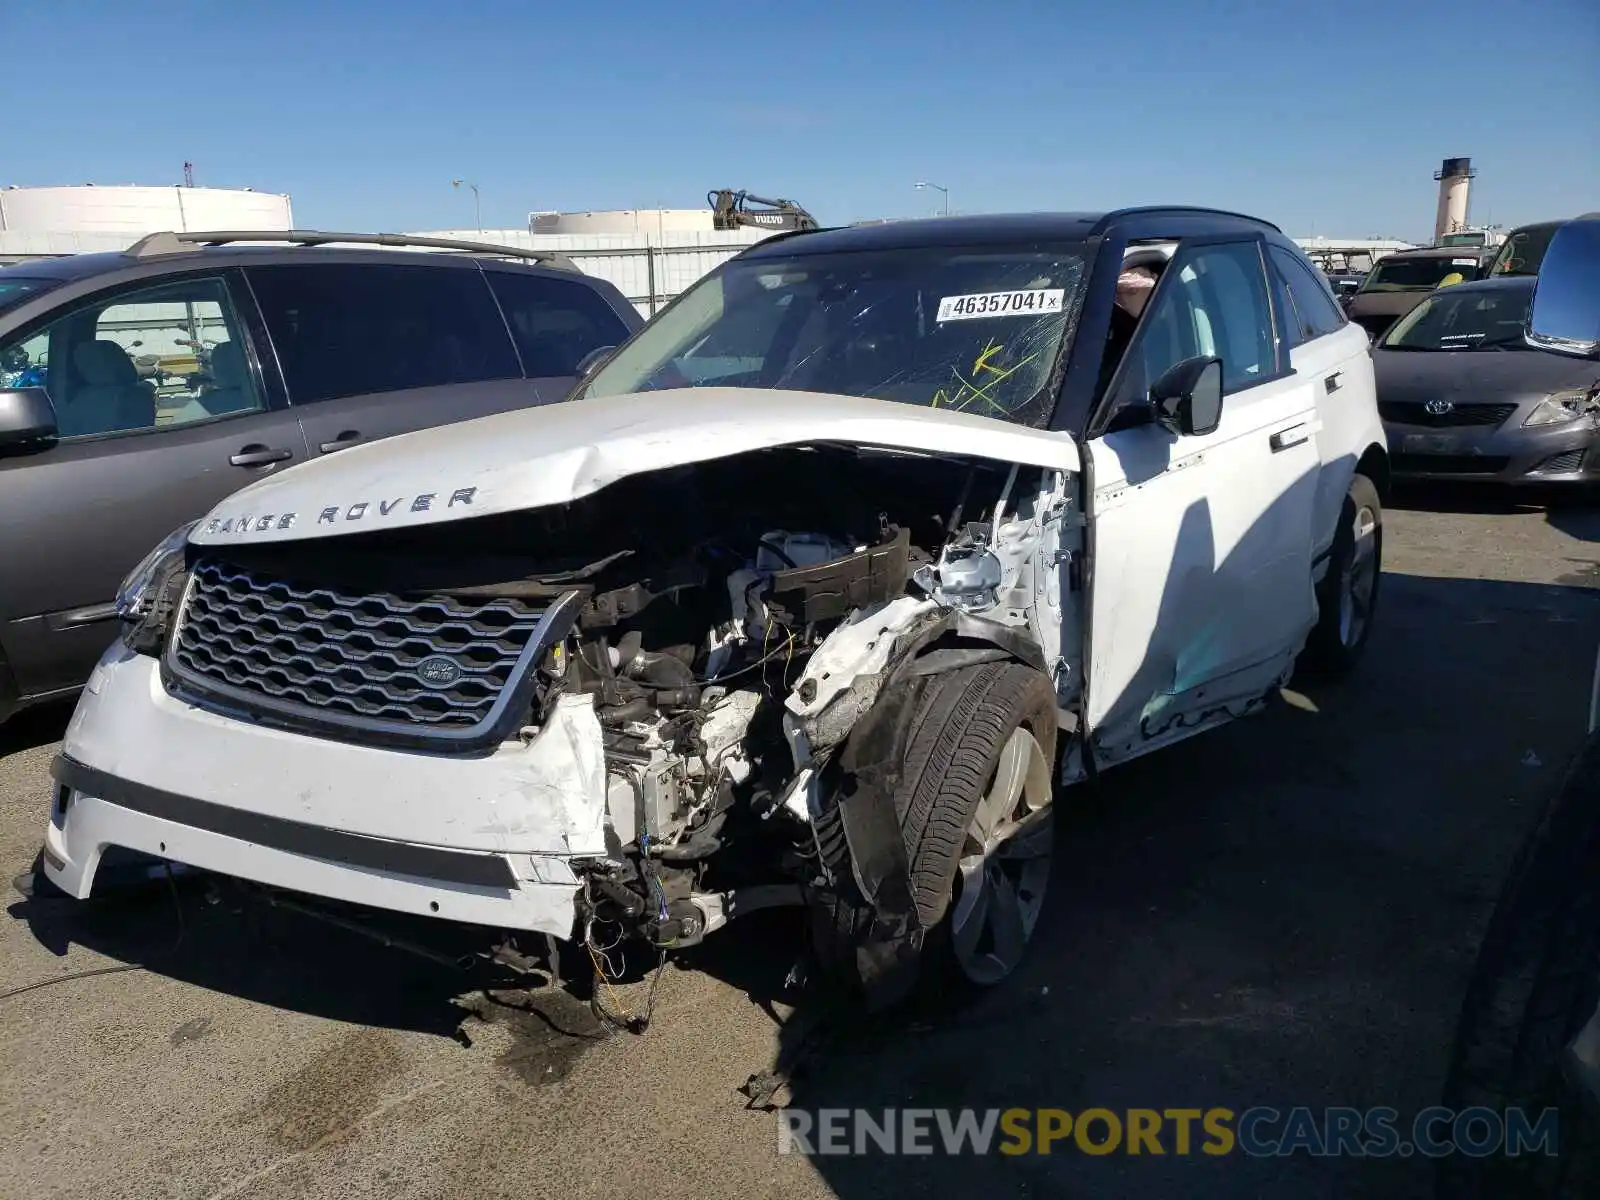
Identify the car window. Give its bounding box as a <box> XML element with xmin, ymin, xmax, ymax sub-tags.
<box><xmin>1380</xmin><ymin>285</ymin><xmax>1533</xmax><ymax>351</ymax></box>
<box><xmin>1269</xmin><ymin>246</ymin><xmax>1346</xmax><ymax>343</ymax></box>
<box><xmin>247</xmin><ymin>263</ymin><xmax>521</xmax><ymax>404</ymax></box>
<box><xmin>1360</xmin><ymin>256</ymin><xmax>1482</xmax><ymax>292</ymax></box>
<box><xmin>0</xmin><ymin>276</ymin><xmax>264</xmax><ymax>439</ymax></box>
<box><xmin>1112</xmin><ymin>241</ymin><xmax>1275</xmax><ymax>407</ymax></box>
<box><xmin>1489</xmin><ymin>224</ymin><xmax>1560</xmax><ymax>277</ymax></box>
<box><xmin>583</xmin><ymin>244</ymin><xmax>1090</xmax><ymax>428</ymax></box>
<box><xmin>485</xmin><ymin>272</ymin><xmax>633</xmax><ymax>378</ymax></box>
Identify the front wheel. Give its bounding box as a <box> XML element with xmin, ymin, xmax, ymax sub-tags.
<box><xmin>1300</xmin><ymin>471</ymin><xmax>1382</xmax><ymax>678</ymax></box>
<box><xmin>896</xmin><ymin>661</ymin><xmax>1060</xmax><ymax>988</ymax></box>
<box><xmin>810</xmin><ymin>660</ymin><xmax>1061</xmax><ymax>1002</ymax></box>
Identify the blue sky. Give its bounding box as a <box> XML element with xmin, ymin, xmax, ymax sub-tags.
<box><xmin>5</xmin><ymin>0</ymin><xmax>1596</xmax><ymax>240</ymax></box>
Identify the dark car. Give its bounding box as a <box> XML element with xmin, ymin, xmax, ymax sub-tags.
<box><xmin>1375</xmin><ymin>275</ymin><xmax>1599</xmax><ymax>484</ymax></box>
<box><xmin>1485</xmin><ymin>218</ymin><xmax>1568</xmax><ymax>278</ymax></box>
<box><xmin>1343</xmin><ymin>245</ymin><xmax>1491</xmax><ymax>341</ymax></box>
<box><xmin>0</xmin><ymin>231</ymin><xmax>642</xmax><ymax>723</ymax></box>
<box><xmin>1326</xmin><ymin>270</ymin><xmax>1366</xmax><ymax>300</ymax></box>
<box><xmin>1434</xmin><ymin>218</ymin><xmax>1600</xmax><ymax>1200</ymax></box>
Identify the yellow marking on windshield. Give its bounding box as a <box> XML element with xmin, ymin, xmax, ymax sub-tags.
<box><xmin>973</xmin><ymin>339</ymin><xmax>1007</xmax><ymax>377</ymax></box>
<box><xmin>930</xmin><ymin>339</ymin><xmax>1037</xmax><ymax>414</ymax></box>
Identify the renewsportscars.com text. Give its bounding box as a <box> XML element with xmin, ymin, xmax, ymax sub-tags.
<box><xmin>777</xmin><ymin>1106</ymin><xmax>1560</xmax><ymax>1159</ymax></box>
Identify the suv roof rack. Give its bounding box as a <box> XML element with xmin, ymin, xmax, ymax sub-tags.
<box><xmin>123</xmin><ymin>229</ymin><xmax>579</xmax><ymax>270</ymax></box>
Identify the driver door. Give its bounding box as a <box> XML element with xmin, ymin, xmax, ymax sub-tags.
<box><xmin>1083</xmin><ymin>238</ymin><xmax>1320</xmax><ymax>767</ymax></box>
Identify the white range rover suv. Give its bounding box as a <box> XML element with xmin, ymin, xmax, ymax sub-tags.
<box><xmin>35</xmin><ymin>209</ymin><xmax>1387</xmax><ymax>1005</ymax></box>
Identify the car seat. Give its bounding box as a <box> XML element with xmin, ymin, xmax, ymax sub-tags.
<box><xmin>61</xmin><ymin>340</ymin><xmax>156</xmax><ymax>437</ymax></box>
<box><xmin>201</xmin><ymin>341</ymin><xmax>255</xmax><ymax>416</ymax></box>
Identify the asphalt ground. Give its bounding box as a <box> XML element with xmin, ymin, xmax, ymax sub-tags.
<box><xmin>2</xmin><ymin>482</ymin><xmax>1597</xmax><ymax>1199</ymax></box>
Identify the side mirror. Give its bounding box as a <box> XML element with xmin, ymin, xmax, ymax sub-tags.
<box><xmin>1527</xmin><ymin>215</ymin><xmax>1600</xmax><ymax>359</ymax></box>
<box><xmin>575</xmin><ymin>346</ymin><xmax>617</xmax><ymax>379</ymax></box>
<box><xmin>0</xmin><ymin>387</ymin><xmax>57</xmax><ymax>448</ymax></box>
<box><xmin>1150</xmin><ymin>356</ymin><xmax>1224</xmax><ymax>437</ymax></box>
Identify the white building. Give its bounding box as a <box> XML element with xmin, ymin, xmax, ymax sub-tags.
<box><xmin>0</xmin><ymin>184</ymin><xmax>293</xmax><ymax>262</ymax></box>
<box><xmin>414</xmin><ymin>213</ymin><xmax>775</xmax><ymax>317</ymax></box>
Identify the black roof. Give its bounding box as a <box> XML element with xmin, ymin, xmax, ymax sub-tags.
<box><xmin>741</xmin><ymin>207</ymin><xmax>1281</xmax><ymax>258</ymax></box>
<box><xmin>1</xmin><ymin>251</ymin><xmax>131</xmax><ymax>282</ymax></box>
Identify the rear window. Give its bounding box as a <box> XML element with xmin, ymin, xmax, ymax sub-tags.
<box><xmin>1361</xmin><ymin>256</ymin><xmax>1482</xmax><ymax>292</ymax></box>
<box><xmin>485</xmin><ymin>272</ymin><xmax>633</xmax><ymax>378</ymax></box>
<box><xmin>1268</xmin><ymin>245</ymin><xmax>1347</xmax><ymax>343</ymax></box>
<box><xmin>247</xmin><ymin>262</ymin><xmax>521</xmax><ymax>404</ymax></box>
<box><xmin>1488</xmin><ymin>224</ymin><xmax>1561</xmax><ymax>277</ymax></box>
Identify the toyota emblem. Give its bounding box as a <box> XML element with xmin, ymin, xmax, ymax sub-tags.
<box><xmin>1424</xmin><ymin>398</ymin><xmax>1455</xmax><ymax>416</ymax></box>
<box><xmin>417</xmin><ymin>656</ymin><xmax>462</xmax><ymax>687</ymax></box>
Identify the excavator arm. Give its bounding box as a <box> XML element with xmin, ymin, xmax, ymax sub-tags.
<box><xmin>708</xmin><ymin>189</ymin><xmax>818</xmax><ymax>233</ymax></box>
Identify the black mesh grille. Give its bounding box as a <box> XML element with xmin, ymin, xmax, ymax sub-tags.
<box><xmin>171</xmin><ymin>559</ymin><xmax>545</xmax><ymax>731</ymax></box>
<box><xmin>1379</xmin><ymin>401</ymin><xmax>1517</xmax><ymax>428</ymax></box>
<box><xmin>1532</xmin><ymin>449</ymin><xmax>1587</xmax><ymax>475</ymax></box>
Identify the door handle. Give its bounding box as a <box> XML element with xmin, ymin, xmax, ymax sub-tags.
<box><xmin>1269</xmin><ymin>424</ymin><xmax>1315</xmax><ymax>452</ymax></box>
<box><xmin>319</xmin><ymin>430</ymin><xmax>364</xmax><ymax>454</ymax></box>
<box><xmin>1324</xmin><ymin>372</ymin><xmax>1343</xmax><ymax>393</ymax></box>
<box><xmin>229</xmin><ymin>444</ymin><xmax>293</xmax><ymax>467</ymax></box>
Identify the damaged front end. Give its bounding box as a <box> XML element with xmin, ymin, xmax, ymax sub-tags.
<box><xmin>129</xmin><ymin>443</ymin><xmax>1081</xmax><ymax>1002</ymax></box>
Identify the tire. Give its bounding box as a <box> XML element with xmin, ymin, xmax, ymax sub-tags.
<box><xmin>1437</xmin><ymin>729</ymin><xmax>1600</xmax><ymax>1198</ymax></box>
<box><xmin>1300</xmin><ymin>472</ymin><xmax>1382</xmax><ymax>678</ymax></box>
<box><xmin>814</xmin><ymin>660</ymin><xmax>1060</xmax><ymax>996</ymax></box>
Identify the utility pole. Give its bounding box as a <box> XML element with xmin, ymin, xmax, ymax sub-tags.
<box><xmin>452</xmin><ymin>179</ymin><xmax>482</xmax><ymax>232</ymax></box>
<box><xmin>914</xmin><ymin>181</ymin><xmax>950</xmax><ymax>217</ymax></box>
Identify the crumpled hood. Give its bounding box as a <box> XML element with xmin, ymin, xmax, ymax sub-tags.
<box><xmin>191</xmin><ymin>388</ymin><xmax>1081</xmax><ymax>545</ymax></box>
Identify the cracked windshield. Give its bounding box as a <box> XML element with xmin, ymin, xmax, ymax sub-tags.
<box><xmin>582</xmin><ymin>245</ymin><xmax>1087</xmax><ymax>427</ymax></box>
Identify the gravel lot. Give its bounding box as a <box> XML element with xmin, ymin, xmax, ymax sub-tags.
<box><xmin>3</xmin><ymin>485</ymin><xmax>1597</xmax><ymax>1200</ymax></box>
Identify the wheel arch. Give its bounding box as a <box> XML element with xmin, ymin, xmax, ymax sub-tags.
<box><xmin>1358</xmin><ymin>443</ymin><xmax>1391</xmax><ymax>503</ymax></box>
<box><xmin>809</xmin><ymin>610</ymin><xmax>1055</xmax><ymax>1009</ymax></box>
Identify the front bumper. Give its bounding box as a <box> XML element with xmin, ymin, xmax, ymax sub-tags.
<box><xmin>1385</xmin><ymin>416</ymin><xmax>1600</xmax><ymax>484</ymax></box>
<box><xmin>40</xmin><ymin>647</ymin><xmax>612</xmax><ymax>939</ymax></box>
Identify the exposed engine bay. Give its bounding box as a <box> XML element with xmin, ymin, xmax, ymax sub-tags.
<box><xmin>185</xmin><ymin>443</ymin><xmax>1081</xmax><ymax>974</ymax></box>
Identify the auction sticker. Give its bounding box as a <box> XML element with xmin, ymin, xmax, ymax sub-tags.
<box><xmin>937</xmin><ymin>288</ymin><xmax>1064</xmax><ymax>322</ymax></box>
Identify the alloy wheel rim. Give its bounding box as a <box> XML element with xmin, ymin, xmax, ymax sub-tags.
<box><xmin>949</xmin><ymin>726</ymin><xmax>1054</xmax><ymax>985</ymax></box>
<box><xmin>1338</xmin><ymin>504</ymin><xmax>1379</xmax><ymax>648</ymax></box>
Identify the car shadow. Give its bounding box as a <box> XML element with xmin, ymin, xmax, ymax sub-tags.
<box><xmin>1389</xmin><ymin>478</ymin><xmax>1600</xmax><ymax>541</ymax></box>
<box><xmin>0</xmin><ymin>698</ymin><xmax>74</xmax><ymax>757</ymax></box>
<box><xmin>7</xmin><ymin>877</ymin><xmax>494</xmax><ymax>1040</ymax></box>
<box><xmin>1387</xmin><ymin>480</ymin><xmax>1543</xmax><ymax>515</ymax></box>
<box><xmin>1544</xmin><ymin>498</ymin><xmax>1600</xmax><ymax>544</ymax></box>
<box><xmin>756</xmin><ymin>570</ymin><xmax>1599</xmax><ymax>1200</ymax></box>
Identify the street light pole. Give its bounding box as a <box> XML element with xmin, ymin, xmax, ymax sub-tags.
<box><xmin>914</xmin><ymin>181</ymin><xmax>950</xmax><ymax>217</ymax></box>
<box><xmin>451</xmin><ymin>179</ymin><xmax>482</xmax><ymax>231</ymax></box>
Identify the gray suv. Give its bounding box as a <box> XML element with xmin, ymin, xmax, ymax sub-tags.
<box><xmin>0</xmin><ymin>230</ymin><xmax>641</xmax><ymax>722</ymax></box>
